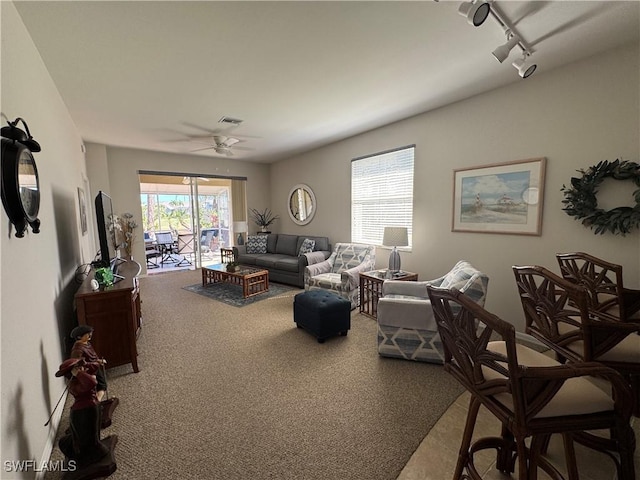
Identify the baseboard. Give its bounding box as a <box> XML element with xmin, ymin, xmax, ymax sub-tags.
<box><xmin>35</xmin><ymin>389</ymin><xmax>68</xmax><ymax>480</ymax></box>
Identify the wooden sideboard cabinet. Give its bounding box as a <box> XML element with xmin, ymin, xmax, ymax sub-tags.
<box><xmin>75</xmin><ymin>260</ymin><xmax>142</xmax><ymax>372</ymax></box>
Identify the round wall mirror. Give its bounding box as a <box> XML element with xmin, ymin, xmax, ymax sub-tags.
<box><xmin>287</xmin><ymin>184</ymin><xmax>316</xmax><ymax>225</ymax></box>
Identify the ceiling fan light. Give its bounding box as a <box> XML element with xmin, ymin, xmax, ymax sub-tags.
<box><xmin>458</xmin><ymin>1</ymin><xmax>491</xmax><ymax>27</ymax></box>
<box><xmin>492</xmin><ymin>31</ymin><xmax>520</xmax><ymax>63</ymax></box>
<box><xmin>512</xmin><ymin>56</ymin><xmax>537</xmax><ymax>78</ymax></box>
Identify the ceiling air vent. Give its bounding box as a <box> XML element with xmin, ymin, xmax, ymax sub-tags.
<box><xmin>218</xmin><ymin>116</ymin><xmax>243</xmax><ymax>126</ymax></box>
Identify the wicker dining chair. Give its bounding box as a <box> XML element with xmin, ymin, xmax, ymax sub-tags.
<box><xmin>556</xmin><ymin>252</ymin><xmax>640</xmax><ymax>322</ymax></box>
<box><xmin>427</xmin><ymin>285</ymin><xmax>635</xmax><ymax>480</ymax></box>
<box><xmin>514</xmin><ymin>264</ymin><xmax>640</xmax><ymax>418</ymax></box>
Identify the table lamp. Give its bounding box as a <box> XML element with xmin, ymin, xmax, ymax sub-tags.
<box><xmin>383</xmin><ymin>227</ymin><xmax>408</xmax><ymax>272</ymax></box>
<box><xmin>234</xmin><ymin>221</ymin><xmax>248</xmax><ymax>246</ymax></box>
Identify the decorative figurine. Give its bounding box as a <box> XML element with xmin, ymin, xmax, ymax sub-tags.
<box><xmin>55</xmin><ymin>358</ymin><xmax>117</xmax><ymax>480</ymax></box>
<box><xmin>70</xmin><ymin>325</ymin><xmax>119</xmax><ymax>428</ymax></box>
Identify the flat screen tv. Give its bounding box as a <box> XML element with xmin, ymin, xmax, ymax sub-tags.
<box><xmin>94</xmin><ymin>191</ymin><xmax>118</xmax><ymax>268</ymax></box>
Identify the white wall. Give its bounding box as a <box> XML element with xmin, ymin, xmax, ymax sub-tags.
<box><xmin>1</xmin><ymin>2</ymin><xmax>92</xmax><ymax>477</ymax></box>
<box><xmin>270</xmin><ymin>43</ymin><xmax>640</xmax><ymax>331</ymax></box>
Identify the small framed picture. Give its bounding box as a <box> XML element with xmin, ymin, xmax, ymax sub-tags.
<box><xmin>452</xmin><ymin>158</ymin><xmax>546</xmax><ymax>235</ymax></box>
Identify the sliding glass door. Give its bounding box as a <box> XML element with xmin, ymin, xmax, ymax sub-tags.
<box><xmin>186</xmin><ymin>178</ymin><xmax>231</xmax><ymax>267</ymax></box>
<box><xmin>139</xmin><ymin>173</ymin><xmax>236</xmax><ymax>270</ymax></box>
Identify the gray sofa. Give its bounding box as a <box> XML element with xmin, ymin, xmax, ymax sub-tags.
<box><xmin>232</xmin><ymin>234</ymin><xmax>331</xmax><ymax>288</ymax></box>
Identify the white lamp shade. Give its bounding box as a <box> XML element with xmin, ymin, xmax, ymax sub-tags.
<box><xmin>233</xmin><ymin>221</ymin><xmax>248</xmax><ymax>233</ymax></box>
<box><xmin>383</xmin><ymin>227</ymin><xmax>409</xmax><ymax>247</ymax></box>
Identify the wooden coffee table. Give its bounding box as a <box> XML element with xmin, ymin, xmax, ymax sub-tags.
<box><xmin>201</xmin><ymin>264</ymin><xmax>269</xmax><ymax>298</ymax></box>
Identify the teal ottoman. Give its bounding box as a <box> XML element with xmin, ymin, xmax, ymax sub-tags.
<box><xmin>294</xmin><ymin>290</ymin><xmax>351</xmax><ymax>343</ymax></box>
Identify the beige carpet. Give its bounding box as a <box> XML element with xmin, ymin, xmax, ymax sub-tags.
<box><xmin>45</xmin><ymin>269</ymin><xmax>462</xmax><ymax>480</ymax></box>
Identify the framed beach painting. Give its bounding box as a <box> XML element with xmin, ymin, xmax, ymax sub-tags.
<box><xmin>452</xmin><ymin>157</ymin><xmax>546</xmax><ymax>235</ymax></box>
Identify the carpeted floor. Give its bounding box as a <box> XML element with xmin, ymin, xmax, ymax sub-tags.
<box><xmin>45</xmin><ymin>269</ymin><xmax>463</xmax><ymax>480</ymax></box>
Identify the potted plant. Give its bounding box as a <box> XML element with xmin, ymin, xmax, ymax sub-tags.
<box><xmin>94</xmin><ymin>267</ymin><xmax>114</xmax><ymax>286</ymax></box>
<box><xmin>226</xmin><ymin>261</ymin><xmax>240</xmax><ymax>273</ymax></box>
<box><xmin>249</xmin><ymin>208</ymin><xmax>279</xmax><ymax>233</ymax></box>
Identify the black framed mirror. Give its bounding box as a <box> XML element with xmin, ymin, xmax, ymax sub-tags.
<box><xmin>287</xmin><ymin>184</ymin><xmax>316</xmax><ymax>226</ymax></box>
<box><xmin>18</xmin><ymin>151</ymin><xmax>40</xmax><ymax>220</ymax></box>
<box><xmin>1</xmin><ymin>117</ymin><xmax>41</xmax><ymax>237</ymax></box>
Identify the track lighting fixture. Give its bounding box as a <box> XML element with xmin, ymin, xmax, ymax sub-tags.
<box><xmin>458</xmin><ymin>1</ymin><xmax>491</xmax><ymax>27</ymax></box>
<box><xmin>456</xmin><ymin>1</ymin><xmax>539</xmax><ymax>79</ymax></box>
<box><xmin>512</xmin><ymin>54</ymin><xmax>537</xmax><ymax>79</ymax></box>
<box><xmin>492</xmin><ymin>30</ymin><xmax>520</xmax><ymax>63</ymax></box>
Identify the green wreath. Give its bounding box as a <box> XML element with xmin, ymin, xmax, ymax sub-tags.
<box><xmin>561</xmin><ymin>159</ymin><xmax>640</xmax><ymax>236</ymax></box>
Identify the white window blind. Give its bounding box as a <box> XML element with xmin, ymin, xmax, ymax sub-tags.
<box><xmin>351</xmin><ymin>145</ymin><xmax>414</xmax><ymax>246</ymax></box>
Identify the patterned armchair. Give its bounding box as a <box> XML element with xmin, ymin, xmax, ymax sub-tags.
<box><xmin>304</xmin><ymin>243</ymin><xmax>376</xmax><ymax>309</ymax></box>
<box><xmin>377</xmin><ymin>260</ymin><xmax>489</xmax><ymax>363</ymax></box>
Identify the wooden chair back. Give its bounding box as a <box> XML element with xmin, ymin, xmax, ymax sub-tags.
<box><xmin>514</xmin><ymin>264</ymin><xmax>640</xmax><ymax>417</ymax></box>
<box><xmin>556</xmin><ymin>252</ymin><xmax>640</xmax><ymax>321</ymax></box>
<box><xmin>428</xmin><ymin>283</ymin><xmax>637</xmax><ymax>479</ymax></box>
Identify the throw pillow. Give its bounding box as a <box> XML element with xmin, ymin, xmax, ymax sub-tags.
<box><xmin>440</xmin><ymin>262</ymin><xmax>474</xmax><ymax>290</ymax></box>
<box><xmin>298</xmin><ymin>238</ymin><xmax>315</xmax><ymax>256</ymax></box>
<box><xmin>246</xmin><ymin>235</ymin><xmax>268</xmax><ymax>254</ymax></box>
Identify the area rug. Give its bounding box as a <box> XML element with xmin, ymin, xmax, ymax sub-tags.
<box><xmin>182</xmin><ymin>280</ymin><xmax>299</xmax><ymax>307</ymax></box>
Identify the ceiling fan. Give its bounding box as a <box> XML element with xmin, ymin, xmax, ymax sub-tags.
<box><xmin>181</xmin><ymin>176</ymin><xmax>209</xmax><ymax>185</ymax></box>
<box><xmin>189</xmin><ymin>135</ymin><xmax>254</xmax><ymax>156</ymax></box>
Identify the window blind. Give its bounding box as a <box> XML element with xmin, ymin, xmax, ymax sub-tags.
<box><xmin>351</xmin><ymin>145</ymin><xmax>414</xmax><ymax>246</ymax></box>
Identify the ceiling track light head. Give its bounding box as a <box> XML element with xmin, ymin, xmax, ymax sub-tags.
<box><xmin>512</xmin><ymin>53</ymin><xmax>537</xmax><ymax>79</ymax></box>
<box><xmin>458</xmin><ymin>1</ymin><xmax>491</xmax><ymax>27</ymax></box>
<box><xmin>492</xmin><ymin>30</ymin><xmax>521</xmax><ymax>63</ymax></box>
<box><xmin>455</xmin><ymin>2</ymin><xmax>539</xmax><ymax>78</ymax></box>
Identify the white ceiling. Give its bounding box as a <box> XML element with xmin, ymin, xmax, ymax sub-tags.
<box><xmin>13</xmin><ymin>1</ymin><xmax>640</xmax><ymax>163</ymax></box>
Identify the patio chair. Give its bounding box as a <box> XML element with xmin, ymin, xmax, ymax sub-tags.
<box><xmin>176</xmin><ymin>232</ymin><xmax>194</xmax><ymax>266</ymax></box>
<box><xmin>145</xmin><ymin>243</ymin><xmax>160</xmax><ymax>269</ymax></box>
<box><xmin>200</xmin><ymin>229</ymin><xmax>218</xmax><ymax>257</ymax></box>
<box><xmin>155</xmin><ymin>231</ymin><xmax>178</xmax><ymax>265</ymax></box>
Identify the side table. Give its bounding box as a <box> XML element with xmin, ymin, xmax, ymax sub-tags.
<box><xmin>220</xmin><ymin>247</ymin><xmax>235</xmax><ymax>263</ymax></box>
<box><xmin>359</xmin><ymin>270</ymin><xmax>418</xmax><ymax>319</ymax></box>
